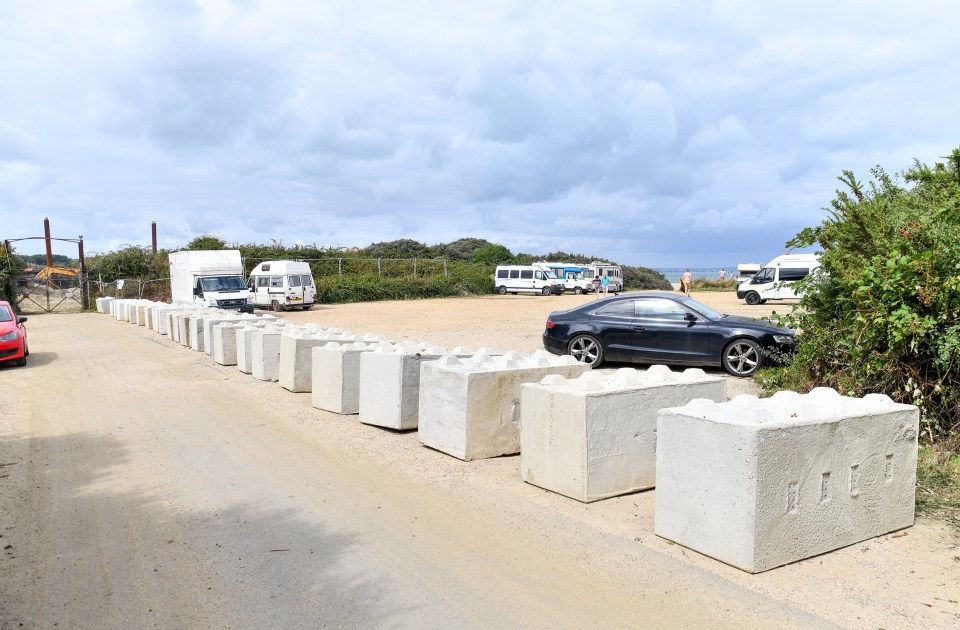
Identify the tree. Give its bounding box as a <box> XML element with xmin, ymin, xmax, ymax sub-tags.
<box><xmin>186</xmin><ymin>234</ymin><xmax>227</xmax><ymax>250</ymax></box>
<box><xmin>773</xmin><ymin>148</ymin><xmax>960</xmax><ymax>441</ymax></box>
<box><xmin>471</xmin><ymin>243</ymin><xmax>514</xmax><ymax>266</ymax></box>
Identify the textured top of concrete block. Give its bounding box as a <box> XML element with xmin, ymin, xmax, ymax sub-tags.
<box><xmin>667</xmin><ymin>387</ymin><xmax>917</xmax><ymax>427</ymax></box>
<box><xmin>316</xmin><ymin>340</ymin><xmax>379</xmax><ymax>353</ymax></box>
<box><xmin>430</xmin><ymin>349</ymin><xmax>580</xmax><ymax>373</ymax></box>
<box><xmin>532</xmin><ymin>365</ymin><xmax>722</xmax><ymax>393</ymax></box>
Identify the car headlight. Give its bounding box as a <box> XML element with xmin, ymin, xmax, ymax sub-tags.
<box><xmin>773</xmin><ymin>335</ymin><xmax>795</xmax><ymax>344</ymax></box>
<box><xmin>0</xmin><ymin>330</ymin><xmax>19</xmax><ymax>342</ymax></box>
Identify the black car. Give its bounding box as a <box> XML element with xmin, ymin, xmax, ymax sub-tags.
<box><xmin>542</xmin><ymin>293</ymin><xmax>795</xmax><ymax>376</ymax></box>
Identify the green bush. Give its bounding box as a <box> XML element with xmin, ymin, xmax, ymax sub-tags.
<box><xmin>770</xmin><ymin>148</ymin><xmax>960</xmax><ymax>441</ymax></box>
<box><xmin>86</xmin><ymin>245</ymin><xmax>167</xmax><ymax>281</ymax></box>
<box><xmin>0</xmin><ymin>244</ymin><xmax>21</xmax><ymax>303</ymax></box>
<box><xmin>622</xmin><ymin>265</ymin><xmax>673</xmax><ymax>290</ymax></box>
<box><xmin>690</xmin><ymin>277</ymin><xmax>737</xmax><ymax>292</ymax></box>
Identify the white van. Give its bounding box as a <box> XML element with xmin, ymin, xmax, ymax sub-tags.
<box><xmin>736</xmin><ymin>254</ymin><xmax>820</xmax><ymax>305</ymax></box>
<box><xmin>494</xmin><ymin>265</ymin><xmax>564</xmax><ymax>295</ymax></box>
<box><xmin>248</xmin><ymin>260</ymin><xmax>317</xmax><ymax>311</ymax></box>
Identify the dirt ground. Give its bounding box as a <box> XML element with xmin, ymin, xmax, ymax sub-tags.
<box><xmin>2</xmin><ymin>290</ymin><xmax>958</xmax><ymax>629</ymax></box>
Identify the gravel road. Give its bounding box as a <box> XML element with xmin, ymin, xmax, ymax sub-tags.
<box><xmin>1</xmin><ymin>291</ymin><xmax>957</xmax><ymax>629</ymax></box>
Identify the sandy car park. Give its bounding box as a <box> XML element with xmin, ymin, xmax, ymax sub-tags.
<box><xmin>2</xmin><ymin>290</ymin><xmax>958</xmax><ymax>628</ymax></box>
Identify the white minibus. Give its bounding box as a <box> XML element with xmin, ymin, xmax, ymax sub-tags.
<box><xmin>494</xmin><ymin>265</ymin><xmax>564</xmax><ymax>295</ymax></box>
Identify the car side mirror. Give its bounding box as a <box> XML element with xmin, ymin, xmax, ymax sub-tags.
<box><xmin>684</xmin><ymin>312</ymin><xmax>697</xmax><ymax>322</ymax></box>
<box><xmin>17</xmin><ymin>316</ymin><xmax>27</xmax><ymax>324</ymax></box>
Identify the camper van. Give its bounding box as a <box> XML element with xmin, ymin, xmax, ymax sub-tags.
<box><xmin>248</xmin><ymin>260</ymin><xmax>317</xmax><ymax>311</ymax></box>
<box><xmin>581</xmin><ymin>262</ymin><xmax>623</xmax><ymax>293</ymax></box>
<box><xmin>494</xmin><ymin>265</ymin><xmax>564</xmax><ymax>295</ymax></box>
<box><xmin>537</xmin><ymin>262</ymin><xmax>593</xmax><ymax>294</ymax></box>
<box><xmin>737</xmin><ymin>254</ymin><xmax>820</xmax><ymax>305</ymax></box>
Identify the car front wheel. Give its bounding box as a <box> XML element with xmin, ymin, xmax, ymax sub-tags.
<box><xmin>722</xmin><ymin>339</ymin><xmax>762</xmax><ymax>376</ymax></box>
<box><xmin>568</xmin><ymin>334</ymin><xmax>604</xmax><ymax>368</ymax></box>
<box><xmin>498</xmin><ymin>286</ymin><xmax>507</xmax><ymax>295</ymax></box>
<box><xmin>574</xmin><ymin>287</ymin><xmax>583</xmax><ymax>295</ymax></box>
<box><xmin>744</xmin><ymin>291</ymin><xmax>761</xmax><ymax>305</ymax></box>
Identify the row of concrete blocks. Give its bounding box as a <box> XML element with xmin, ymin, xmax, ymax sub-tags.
<box><xmin>98</xmin><ymin>298</ymin><xmax>919</xmax><ymax>573</ymax></box>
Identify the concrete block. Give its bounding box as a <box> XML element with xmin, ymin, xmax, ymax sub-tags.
<box><xmin>359</xmin><ymin>344</ymin><xmax>478</xmax><ymax>430</ymax></box>
<box><xmin>236</xmin><ymin>322</ymin><xmax>278</xmax><ymax>374</ymax></box>
<box><xmin>96</xmin><ymin>297</ymin><xmax>114</xmax><ymax>314</ymax></box>
<box><xmin>202</xmin><ymin>313</ymin><xmax>273</xmax><ymax>356</ymax></box>
<box><xmin>311</xmin><ymin>341</ymin><xmax>394</xmax><ymax>414</ymax></box>
<box><xmin>418</xmin><ymin>350</ymin><xmax>590</xmax><ymax>460</ymax></box>
<box><xmin>519</xmin><ymin>366</ymin><xmax>726</xmax><ymax>502</ymax></box>
<box><xmin>279</xmin><ymin>329</ymin><xmax>385</xmax><ymax>393</ymax></box>
<box><xmin>251</xmin><ymin>324</ymin><xmax>290</xmax><ymax>381</ymax></box>
<box><xmin>654</xmin><ymin>388</ymin><xmax>920</xmax><ymax>573</ymax></box>
<box><xmin>212</xmin><ymin>322</ymin><xmax>245</xmax><ymax>366</ymax></box>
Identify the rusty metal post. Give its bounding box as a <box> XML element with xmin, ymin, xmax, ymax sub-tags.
<box><xmin>43</xmin><ymin>217</ymin><xmax>53</xmax><ymax>268</ymax></box>
<box><xmin>79</xmin><ymin>235</ymin><xmax>88</xmax><ymax>309</ymax></box>
<box><xmin>151</xmin><ymin>221</ymin><xmax>158</xmax><ymax>254</ymax></box>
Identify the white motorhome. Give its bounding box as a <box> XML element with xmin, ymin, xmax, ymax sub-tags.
<box><xmin>248</xmin><ymin>260</ymin><xmax>317</xmax><ymax>311</ymax></box>
<box><xmin>581</xmin><ymin>262</ymin><xmax>623</xmax><ymax>293</ymax></box>
<box><xmin>494</xmin><ymin>264</ymin><xmax>564</xmax><ymax>295</ymax></box>
<box><xmin>168</xmin><ymin>250</ymin><xmax>254</xmax><ymax>313</ymax></box>
<box><xmin>736</xmin><ymin>254</ymin><xmax>821</xmax><ymax>305</ymax></box>
<box><xmin>537</xmin><ymin>262</ymin><xmax>593</xmax><ymax>294</ymax></box>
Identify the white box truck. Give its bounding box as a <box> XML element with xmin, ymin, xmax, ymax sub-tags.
<box><xmin>168</xmin><ymin>250</ymin><xmax>254</xmax><ymax>313</ymax></box>
<box><xmin>248</xmin><ymin>260</ymin><xmax>317</xmax><ymax>311</ymax></box>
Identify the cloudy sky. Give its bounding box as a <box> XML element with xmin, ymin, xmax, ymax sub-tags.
<box><xmin>1</xmin><ymin>1</ymin><xmax>958</xmax><ymax>267</ymax></box>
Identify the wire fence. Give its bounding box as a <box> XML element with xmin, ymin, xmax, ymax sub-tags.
<box><xmin>245</xmin><ymin>257</ymin><xmax>448</xmax><ymax>278</ymax></box>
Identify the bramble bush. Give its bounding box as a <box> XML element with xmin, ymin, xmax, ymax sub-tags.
<box><xmin>765</xmin><ymin>148</ymin><xmax>960</xmax><ymax>442</ymax></box>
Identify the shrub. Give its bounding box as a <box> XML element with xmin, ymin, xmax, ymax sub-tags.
<box><xmin>690</xmin><ymin>277</ymin><xmax>737</xmax><ymax>292</ymax></box>
<box><xmin>622</xmin><ymin>265</ymin><xmax>673</xmax><ymax>290</ymax></box>
<box><xmin>771</xmin><ymin>148</ymin><xmax>960</xmax><ymax>441</ymax></box>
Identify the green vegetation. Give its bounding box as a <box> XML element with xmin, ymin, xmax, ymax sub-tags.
<box><xmin>0</xmin><ymin>244</ymin><xmax>21</xmax><ymax>303</ymax></box>
<box><xmin>916</xmin><ymin>444</ymin><xmax>960</xmax><ymax>525</ymax></box>
<box><xmin>764</xmin><ymin>148</ymin><xmax>960</xmax><ymax>442</ymax></box>
<box><xmin>690</xmin><ymin>277</ymin><xmax>737</xmax><ymax>292</ymax></box>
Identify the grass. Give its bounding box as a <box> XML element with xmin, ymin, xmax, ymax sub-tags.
<box><xmin>916</xmin><ymin>442</ymin><xmax>960</xmax><ymax>528</ymax></box>
<box><xmin>689</xmin><ymin>277</ymin><xmax>737</xmax><ymax>292</ymax></box>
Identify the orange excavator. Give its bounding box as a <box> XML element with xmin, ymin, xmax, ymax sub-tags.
<box><xmin>35</xmin><ymin>266</ymin><xmax>79</xmax><ymax>289</ymax></box>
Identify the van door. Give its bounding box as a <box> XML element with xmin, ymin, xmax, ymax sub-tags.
<box><xmin>254</xmin><ymin>276</ymin><xmax>271</xmax><ymax>307</ymax></box>
<box><xmin>287</xmin><ymin>273</ymin><xmax>304</xmax><ymax>306</ymax></box>
<box><xmin>774</xmin><ymin>267</ymin><xmax>810</xmax><ymax>299</ymax></box>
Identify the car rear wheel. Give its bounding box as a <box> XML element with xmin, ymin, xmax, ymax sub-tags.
<box><xmin>568</xmin><ymin>334</ymin><xmax>604</xmax><ymax>368</ymax></box>
<box><xmin>271</xmin><ymin>300</ymin><xmax>283</xmax><ymax>312</ymax></box>
<box><xmin>498</xmin><ymin>286</ymin><xmax>507</xmax><ymax>295</ymax></box>
<box><xmin>573</xmin><ymin>287</ymin><xmax>583</xmax><ymax>295</ymax></box>
<box><xmin>744</xmin><ymin>291</ymin><xmax>761</xmax><ymax>305</ymax></box>
<box><xmin>722</xmin><ymin>339</ymin><xmax>762</xmax><ymax>376</ymax></box>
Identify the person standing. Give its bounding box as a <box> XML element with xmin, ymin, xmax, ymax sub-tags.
<box><xmin>681</xmin><ymin>269</ymin><xmax>693</xmax><ymax>296</ymax></box>
<box><xmin>718</xmin><ymin>268</ymin><xmax>727</xmax><ymax>280</ymax></box>
<box><xmin>592</xmin><ymin>275</ymin><xmax>602</xmax><ymax>298</ymax></box>
<box><xmin>601</xmin><ymin>275</ymin><xmax>610</xmax><ymax>297</ymax></box>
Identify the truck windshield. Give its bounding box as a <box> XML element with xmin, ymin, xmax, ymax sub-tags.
<box><xmin>200</xmin><ymin>276</ymin><xmax>247</xmax><ymax>292</ymax></box>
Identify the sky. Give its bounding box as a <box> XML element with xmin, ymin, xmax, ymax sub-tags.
<box><xmin>1</xmin><ymin>1</ymin><xmax>959</xmax><ymax>267</ymax></box>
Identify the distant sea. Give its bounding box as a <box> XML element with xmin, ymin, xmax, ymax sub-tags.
<box><xmin>653</xmin><ymin>267</ymin><xmax>737</xmax><ymax>283</ymax></box>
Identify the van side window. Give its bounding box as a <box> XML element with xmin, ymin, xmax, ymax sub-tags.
<box><xmin>270</xmin><ymin>276</ymin><xmax>283</xmax><ymax>288</ymax></box>
<box><xmin>779</xmin><ymin>268</ymin><xmax>810</xmax><ymax>282</ymax></box>
<box><xmin>288</xmin><ymin>275</ymin><xmax>302</xmax><ymax>287</ymax></box>
<box><xmin>510</xmin><ymin>270</ymin><xmax>519</xmax><ymax>279</ymax></box>
<box><xmin>497</xmin><ymin>270</ymin><xmax>508</xmax><ymax>279</ymax></box>
<box><xmin>534</xmin><ymin>271</ymin><xmax>544</xmax><ymax>280</ymax></box>
<box><xmin>520</xmin><ymin>270</ymin><xmax>533</xmax><ymax>279</ymax></box>
<box><xmin>257</xmin><ymin>277</ymin><xmax>270</xmax><ymax>288</ymax></box>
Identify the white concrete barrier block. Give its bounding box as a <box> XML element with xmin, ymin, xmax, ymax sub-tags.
<box><xmin>359</xmin><ymin>345</ymin><xmax>473</xmax><ymax>430</ymax></box>
<box><xmin>654</xmin><ymin>387</ymin><xmax>920</xmax><ymax>573</ymax></box>
<box><xmin>311</xmin><ymin>341</ymin><xmax>386</xmax><ymax>414</ymax></box>
<box><xmin>520</xmin><ymin>367</ymin><xmax>726</xmax><ymax>502</ymax></box>
<box><xmin>212</xmin><ymin>322</ymin><xmax>246</xmax><ymax>366</ymax></box>
<box><xmin>96</xmin><ymin>296</ymin><xmax>115</xmax><ymax>314</ymax></box>
<box><xmin>278</xmin><ymin>329</ymin><xmax>367</xmax><ymax>393</ymax></box>
<box><xmin>418</xmin><ymin>351</ymin><xmax>590</xmax><ymax>461</ymax></box>
<box><xmin>251</xmin><ymin>324</ymin><xmax>288</xmax><ymax>381</ymax></box>
<box><xmin>236</xmin><ymin>322</ymin><xmax>279</xmax><ymax>374</ymax></box>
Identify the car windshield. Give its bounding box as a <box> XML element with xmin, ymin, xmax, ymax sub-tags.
<box><xmin>677</xmin><ymin>296</ymin><xmax>726</xmax><ymax>320</ymax></box>
<box><xmin>200</xmin><ymin>275</ymin><xmax>247</xmax><ymax>292</ymax></box>
<box><xmin>0</xmin><ymin>306</ymin><xmax>12</xmax><ymax>322</ymax></box>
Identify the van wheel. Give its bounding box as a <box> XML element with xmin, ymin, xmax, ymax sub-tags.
<box><xmin>271</xmin><ymin>300</ymin><xmax>283</xmax><ymax>312</ymax></box>
<box><xmin>302</xmin><ymin>304</ymin><xmax>312</xmax><ymax>311</ymax></box>
<box><xmin>573</xmin><ymin>287</ymin><xmax>583</xmax><ymax>295</ymax></box>
<box><xmin>744</xmin><ymin>291</ymin><xmax>761</xmax><ymax>305</ymax></box>
<box><xmin>541</xmin><ymin>287</ymin><xmax>551</xmax><ymax>296</ymax></box>
<box><xmin>498</xmin><ymin>286</ymin><xmax>507</xmax><ymax>295</ymax></box>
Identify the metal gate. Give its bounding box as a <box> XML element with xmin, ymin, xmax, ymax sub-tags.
<box><xmin>13</xmin><ymin>271</ymin><xmax>87</xmax><ymax>314</ymax></box>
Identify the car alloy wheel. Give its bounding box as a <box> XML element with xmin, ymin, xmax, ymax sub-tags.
<box><xmin>722</xmin><ymin>339</ymin><xmax>762</xmax><ymax>376</ymax></box>
<box><xmin>568</xmin><ymin>334</ymin><xmax>603</xmax><ymax>367</ymax></box>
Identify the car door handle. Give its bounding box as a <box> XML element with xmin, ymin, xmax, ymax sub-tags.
<box><xmin>632</xmin><ymin>325</ymin><xmax>645</xmax><ymax>331</ymax></box>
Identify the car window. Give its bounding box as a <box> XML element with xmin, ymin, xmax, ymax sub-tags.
<box><xmin>510</xmin><ymin>270</ymin><xmax>519</xmax><ymax>279</ymax></box>
<box><xmin>520</xmin><ymin>270</ymin><xmax>533</xmax><ymax>279</ymax></box>
<box><xmin>301</xmin><ymin>274</ymin><xmax>314</xmax><ymax>286</ymax></box>
<box><xmin>752</xmin><ymin>268</ymin><xmax>775</xmax><ymax>283</ymax></box>
<box><xmin>779</xmin><ymin>267</ymin><xmax>810</xmax><ymax>282</ymax></box>
<box><xmin>0</xmin><ymin>306</ymin><xmax>11</xmax><ymax>322</ymax></box>
<box><xmin>257</xmin><ymin>277</ymin><xmax>270</xmax><ymax>288</ymax></box>
<box><xmin>270</xmin><ymin>276</ymin><xmax>283</xmax><ymax>288</ymax></box>
<box><xmin>497</xmin><ymin>270</ymin><xmax>508</xmax><ymax>279</ymax></box>
<box><xmin>288</xmin><ymin>274</ymin><xmax>302</xmax><ymax>287</ymax></box>
<box><xmin>634</xmin><ymin>298</ymin><xmax>690</xmax><ymax>321</ymax></box>
<box><xmin>595</xmin><ymin>301</ymin><xmax>636</xmax><ymax>317</ymax></box>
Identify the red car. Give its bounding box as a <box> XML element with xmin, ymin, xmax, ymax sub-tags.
<box><xmin>0</xmin><ymin>300</ymin><xmax>28</xmax><ymax>367</ymax></box>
